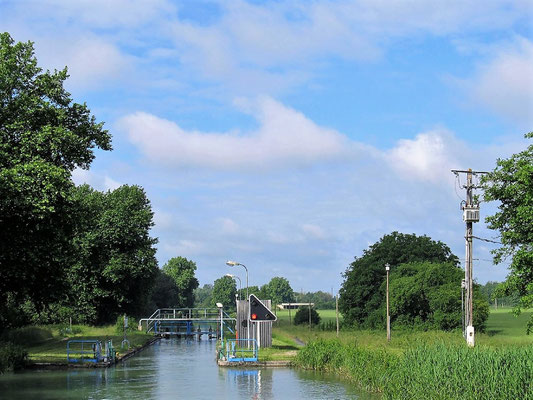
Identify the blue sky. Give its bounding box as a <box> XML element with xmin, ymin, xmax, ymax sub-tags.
<box><xmin>2</xmin><ymin>0</ymin><xmax>532</xmax><ymax>292</ymax></box>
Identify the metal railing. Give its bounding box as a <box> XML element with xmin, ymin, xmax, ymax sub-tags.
<box><xmin>223</xmin><ymin>339</ymin><xmax>258</xmax><ymax>362</ymax></box>
<box><xmin>67</xmin><ymin>339</ymin><xmax>116</xmax><ymax>364</ymax></box>
<box><xmin>67</xmin><ymin>340</ymin><xmax>102</xmax><ymax>364</ymax></box>
<box><xmin>138</xmin><ymin>308</ymin><xmax>235</xmax><ymax>334</ymax></box>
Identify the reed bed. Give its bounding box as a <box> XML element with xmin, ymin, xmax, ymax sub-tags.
<box><xmin>295</xmin><ymin>338</ymin><xmax>532</xmax><ymax>399</ymax></box>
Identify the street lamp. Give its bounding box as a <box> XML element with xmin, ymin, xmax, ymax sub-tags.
<box><xmin>225</xmin><ymin>273</ymin><xmax>242</xmax><ymax>300</ymax></box>
<box><xmin>226</xmin><ymin>261</ymin><xmax>248</xmax><ymax>300</ymax></box>
<box><xmin>226</xmin><ymin>260</ymin><xmax>250</xmax><ymax>344</ymax></box>
<box><xmin>385</xmin><ymin>263</ymin><xmax>390</xmax><ymax>341</ymax></box>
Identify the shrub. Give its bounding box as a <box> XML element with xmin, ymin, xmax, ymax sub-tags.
<box><xmin>115</xmin><ymin>315</ymin><xmax>138</xmax><ymax>334</ymax></box>
<box><xmin>294</xmin><ymin>306</ymin><xmax>321</xmax><ymax>326</ymax></box>
<box><xmin>0</xmin><ymin>326</ymin><xmax>53</xmax><ymax>346</ymax></box>
<box><xmin>0</xmin><ymin>342</ymin><xmax>28</xmax><ymax>373</ymax></box>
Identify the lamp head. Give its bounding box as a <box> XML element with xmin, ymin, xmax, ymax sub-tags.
<box><xmin>226</xmin><ymin>260</ymin><xmax>238</xmax><ymax>266</ymax></box>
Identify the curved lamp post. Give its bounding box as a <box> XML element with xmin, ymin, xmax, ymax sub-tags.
<box><xmin>226</xmin><ymin>261</ymin><xmax>248</xmax><ymax>300</ymax></box>
<box><xmin>225</xmin><ymin>273</ymin><xmax>242</xmax><ymax>300</ymax></box>
<box><xmin>226</xmin><ymin>260</ymin><xmax>250</xmax><ymax>344</ymax></box>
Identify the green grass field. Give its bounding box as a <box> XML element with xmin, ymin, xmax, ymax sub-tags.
<box><xmin>485</xmin><ymin>307</ymin><xmax>532</xmax><ymax>337</ymax></box>
<box><xmin>5</xmin><ymin>325</ymin><xmax>153</xmax><ymax>363</ymax></box>
<box><xmin>272</xmin><ymin>307</ymin><xmax>532</xmax><ymax>350</ymax></box>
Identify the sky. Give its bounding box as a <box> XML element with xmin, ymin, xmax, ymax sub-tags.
<box><xmin>1</xmin><ymin>0</ymin><xmax>532</xmax><ymax>293</ymax></box>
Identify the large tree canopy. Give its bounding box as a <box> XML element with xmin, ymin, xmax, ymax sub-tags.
<box><xmin>482</xmin><ymin>132</ymin><xmax>533</xmax><ymax>332</ymax></box>
<box><xmin>339</xmin><ymin>231</ymin><xmax>459</xmax><ymax>328</ymax></box>
<box><xmin>68</xmin><ymin>184</ymin><xmax>158</xmax><ymax>324</ymax></box>
<box><xmin>212</xmin><ymin>275</ymin><xmax>237</xmax><ymax>310</ymax></box>
<box><xmin>162</xmin><ymin>257</ymin><xmax>199</xmax><ymax>308</ymax></box>
<box><xmin>0</xmin><ymin>32</ymin><xmax>111</xmax><ymax>323</ymax></box>
<box><xmin>390</xmin><ymin>262</ymin><xmax>488</xmax><ymax>331</ymax></box>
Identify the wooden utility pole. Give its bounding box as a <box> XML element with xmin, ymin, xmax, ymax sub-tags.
<box><xmin>336</xmin><ymin>294</ymin><xmax>339</xmax><ymax>337</ymax></box>
<box><xmin>308</xmin><ymin>302</ymin><xmax>311</xmax><ymax>330</ymax></box>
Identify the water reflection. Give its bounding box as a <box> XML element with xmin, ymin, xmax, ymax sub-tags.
<box><xmin>0</xmin><ymin>339</ymin><xmax>375</xmax><ymax>399</ymax></box>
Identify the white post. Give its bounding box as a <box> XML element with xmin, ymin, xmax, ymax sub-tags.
<box><xmin>386</xmin><ymin>264</ymin><xmax>390</xmax><ymax>342</ymax></box>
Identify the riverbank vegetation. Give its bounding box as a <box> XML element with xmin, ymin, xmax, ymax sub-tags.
<box><xmin>271</xmin><ymin>308</ymin><xmax>532</xmax><ymax>399</ymax></box>
<box><xmin>295</xmin><ymin>339</ymin><xmax>532</xmax><ymax>399</ymax></box>
<box><xmin>1</xmin><ymin>324</ymin><xmax>152</xmax><ymax>366</ymax></box>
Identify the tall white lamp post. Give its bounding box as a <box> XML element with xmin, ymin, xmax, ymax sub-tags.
<box><xmin>226</xmin><ymin>261</ymin><xmax>248</xmax><ymax>300</ymax></box>
<box><xmin>385</xmin><ymin>263</ymin><xmax>391</xmax><ymax>342</ymax></box>
<box><xmin>226</xmin><ymin>260</ymin><xmax>250</xmax><ymax>343</ymax></box>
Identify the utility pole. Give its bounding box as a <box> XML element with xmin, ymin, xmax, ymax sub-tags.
<box><xmin>336</xmin><ymin>294</ymin><xmax>339</xmax><ymax>337</ymax></box>
<box><xmin>451</xmin><ymin>168</ymin><xmax>487</xmax><ymax>347</ymax></box>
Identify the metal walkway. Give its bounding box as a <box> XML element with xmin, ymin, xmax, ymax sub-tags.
<box><xmin>138</xmin><ymin>308</ymin><xmax>235</xmax><ymax>338</ymax></box>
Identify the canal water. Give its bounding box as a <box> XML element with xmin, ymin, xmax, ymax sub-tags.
<box><xmin>0</xmin><ymin>339</ymin><xmax>378</xmax><ymax>399</ymax></box>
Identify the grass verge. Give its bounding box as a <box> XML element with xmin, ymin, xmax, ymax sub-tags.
<box><xmin>2</xmin><ymin>325</ymin><xmax>153</xmax><ymax>364</ymax></box>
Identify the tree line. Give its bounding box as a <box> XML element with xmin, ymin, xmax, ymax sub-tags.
<box><xmin>0</xmin><ymin>32</ymin><xmax>166</xmax><ymax>328</ymax></box>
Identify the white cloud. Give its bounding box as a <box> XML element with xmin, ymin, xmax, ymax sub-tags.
<box><xmin>219</xmin><ymin>218</ymin><xmax>241</xmax><ymax>235</ymax></box>
<box><xmin>387</xmin><ymin>130</ymin><xmax>463</xmax><ymax>183</ymax></box>
<box><xmin>120</xmin><ymin>97</ymin><xmax>352</xmax><ymax>169</ymax></box>
<box><xmin>470</xmin><ymin>37</ymin><xmax>533</xmax><ymax>126</ymax></box>
<box><xmin>71</xmin><ymin>168</ymin><xmax>122</xmax><ymax>192</ymax></box>
<box><xmin>104</xmin><ymin>176</ymin><xmax>122</xmax><ymax>191</ymax></box>
<box><xmin>35</xmin><ymin>36</ymin><xmax>132</xmax><ymax>90</ymax></box>
<box><xmin>301</xmin><ymin>224</ymin><xmax>327</xmax><ymax>240</ymax></box>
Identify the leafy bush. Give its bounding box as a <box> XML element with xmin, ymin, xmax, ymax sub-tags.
<box><xmin>58</xmin><ymin>324</ymin><xmax>83</xmax><ymax>336</ymax></box>
<box><xmin>0</xmin><ymin>326</ymin><xmax>53</xmax><ymax>346</ymax></box>
<box><xmin>0</xmin><ymin>342</ymin><xmax>28</xmax><ymax>373</ymax></box>
<box><xmin>294</xmin><ymin>306</ymin><xmax>321</xmax><ymax>326</ymax></box>
<box><xmin>115</xmin><ymin>315</ymin><xmax>138</xmax><ymax>334</ymax></box>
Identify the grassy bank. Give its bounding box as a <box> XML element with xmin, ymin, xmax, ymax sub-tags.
<box><xmin>2</xmin><ymin>324</ymin><xmax>153</xmax><ymax>364</ymax></box>
<box><xmin>274</xmin><ymin>308</ymin><xmax>532</xmax><ymax>399</ymax></box>
<box><xmin>295</xmin><ymin>339</ymin><xmax>532</xmax><ymax>399</ymax></box>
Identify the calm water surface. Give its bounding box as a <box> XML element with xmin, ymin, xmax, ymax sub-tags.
<box><xmin>0</xmin><ymin>339</ymin><xmax>379</xmax><ymax>399</ymax></box>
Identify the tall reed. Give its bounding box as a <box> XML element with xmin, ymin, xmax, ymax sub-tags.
<box><xmin>295</xmin><ymin>338</ymin><xmax>532</xmax><ymax>399</ymax></box>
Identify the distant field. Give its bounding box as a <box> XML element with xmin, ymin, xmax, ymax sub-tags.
<box><xmin>274</xmin><ymin>306</ymin><xmax>532</xmax><ymax>344</ymax></box>
<box><xmin>486</xmin><ymin>307</ymin><xmax>532</xmax><ymax>337</ymax></box>
<box><xmin>274</xmin><ymin>308</ymin><xmax>341</xmax><ymax>325</ymax></box>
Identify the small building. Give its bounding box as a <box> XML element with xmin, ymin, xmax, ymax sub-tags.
<box><xmin>277</xmin><ymin>303</ymin><xmax>314</xmax><ymax>310</ymax></box>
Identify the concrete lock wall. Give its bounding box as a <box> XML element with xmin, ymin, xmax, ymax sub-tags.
<box><xmin>235</xmin><ymin>299</ymin><xmax>273</xmax><ymax>348</ymax></box>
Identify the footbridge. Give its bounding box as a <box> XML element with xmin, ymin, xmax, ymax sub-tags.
<box><xmin>138</xmin><ymin>308</ymin><xmax>235</xmax><ymax>338</ymax></box>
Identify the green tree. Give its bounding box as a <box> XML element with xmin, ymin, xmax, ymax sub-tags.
<box><xmin>294</xmin><ymin>291</ymin><xmax>336</xmax><ymax>309</ymax></box>
<box><xmin>238</xmin><ymin>285</ymin><xmax>266</xmax><ymax>300</ymax></box>
<box><xmin>67</xmin><ymin>184</ymin><xmax>158</xmax><ymax>324</ymax></box>
<box><xmin>212</xmin><ymin>276</ymin><xmax>237</xmax><ymax>310</ymax></box>
<box><xmin>264</xmin><ymin>277</ymin><xmax>295</xmax><ymax>305</ymax></box>
<box><xmin>162</xmin><ymin>257</ymin><xmax>199</xmax><ymax>308</ymax></box>
<box><xmin>389</xmin><ymin>262</ymin><xmax>489</xmax><ymax>331</ymax></box>
<box><xmin>339</xmin><ymin>231</ymin><xmax>459</xmax><ymax>328</ymax></box>
<box><xmin>0</xmin><ymin>32</ymin><xmax>111</xmax><ymax>326</ymax></box>
<box><xmin>294</xmin><ymin>306</ymin><xmax>321</xmax><ymax>326</ymax></box>
<box><xmin>149</xmin><ymin>269</ymin><xmax>180</xmax><ymax>310</ymax></box>
<box><xmin>194</xmin><ymin>284</ymin><xmax>214</xmax><ymax>308</ymax></box>
<box><xmin>482</xmin><ymin>132</ymin><xmax>533</xmax><ymax>332</ymax></box>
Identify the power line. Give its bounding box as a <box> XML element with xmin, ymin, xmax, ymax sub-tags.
<box><xmin>471</xmin><ymin>235</ymin><xmax>501</xmax><ymax>244</ymax></box>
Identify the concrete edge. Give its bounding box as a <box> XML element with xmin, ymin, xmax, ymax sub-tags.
<box><xmin>217</xmin><ymin>360</ymin><xmax>292</xmax><ymax>368</ymax></box>
<box><xmin>27</xmin><ymin>336</ymin><xmax>161</xmax><ymax>370</ymax></box>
